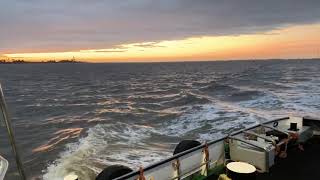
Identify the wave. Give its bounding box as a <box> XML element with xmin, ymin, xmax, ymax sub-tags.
<box><xmin>161</xmin><ymin>91</ymin><xmax>211</xmax><ymax>107</ymax></box>
<box><xmin>45</xmin><ymin>100</ymin><xmax>266</xmax><ymax>179</ymax></box>
<box><xmin>159</xmin><ymin>102</ymin><xmax>269</xmax><ymax>140</ymax></box>
<box><xmin>128</xmin><ymin>93</ymin><xmax>181</xmax><ymax>104</ymax></box>
<box><xmin>33</xmin><ymin>128</ymin><xmax>83</xmax><ymax>153</ymax></box>
<box><xmin>228</xmin><ymin>90</ymin><xmax>265</xmax><ymax>101</ymax></box>
<box><xmin>42</xmin><ymin>123</ymin><xmax>171</xmax><ymax>180</ymax></box>
<box><xmin>200</xmin><ymin>82</ymin><xmax>238</xmax><ymax>93</ymax></box>
<box><xmin>42</xmin><ymin>86</ymin><xmax>319</xmax><ymax>179</ymax></box>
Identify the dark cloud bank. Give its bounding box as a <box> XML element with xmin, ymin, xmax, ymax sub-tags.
<box><xmin>1</xmin><ymin>0</ymin><xmax>320</xmax><ymax>53</ymax></box>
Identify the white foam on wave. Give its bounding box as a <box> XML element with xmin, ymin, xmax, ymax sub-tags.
<box><xmin>94</xmin><ymin>148</ymin><xmax>171</xmax><ymax>169</ymax></box>
<box><xmin>237</xmin><ymin>77</ymin><xmax>320</xmax><ymax>117</ymax></box>
<box><xmin>43</xmin><ymin>122</ymin><xmax>171</xmax><ymax>180</ymax></box>
<box><xmin>238</xmin><ymin>93</ymin><xmax>284</xmax><ymax>110</ymax></box>
<box><xmin>43</xmin><ymin>125</ymin><xmax>108</xmax><ymax>180</ymax></box>
<box><xmin>159</xmin><ymin>105</ymin><xmax>220</xmax><ymax>136</ymax></box>
<box><xmin>221</xmin><ymin>69</ymin><xmax>320</xmax><ymax>118</ymax></box>
<box><xmin>159</xmin><ymin>103</ymin><xmax>266</xmax><ymax>141</ymax></box>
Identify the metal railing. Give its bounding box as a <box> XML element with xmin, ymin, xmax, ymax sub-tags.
<box><xmin>115</xmin><ymin>117</ymin><xmax>290</xmax><ymax>180</ymax></box>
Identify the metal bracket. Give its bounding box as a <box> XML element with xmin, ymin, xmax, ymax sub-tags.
<box><xmin>261</xmin><ymin>124</ymin><xmax>289</xmax><ymax>136</ymax></box>
<box><xmin>244</xmin><ymin>131</ymin><xmax>277</xmax><ymax>146</ymax></box>
<box><xmin>200</xmin><ymin>142</ymin><xmax>209</xmax><ymax>176</ymax></box>
<box><xmin>137</xmin><ymin>166</ymin><xmax>146</xmax><ymax>180</ymax></box>
<box><xmin>172</xmin><ymin>159</ymin><xmax>180</xmax><ymax>180</ymax></box>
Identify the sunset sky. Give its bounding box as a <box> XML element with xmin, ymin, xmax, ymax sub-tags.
<box><xmin>1</xmin><ymin>0</ymin><xmax>320</xmax><ymax>62</ymax></box>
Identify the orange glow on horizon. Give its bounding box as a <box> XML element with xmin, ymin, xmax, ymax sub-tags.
<box><xmin>4</xmin><ymin>23</ymin><xmax>320</xmax><ymax>62</ymax></box>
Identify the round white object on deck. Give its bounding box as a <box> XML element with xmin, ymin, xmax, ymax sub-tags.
<box><xmin>226</xmin><ymin>162</ymin><xmax>256</xmax><ymax>174</ymax></box>
<box><xmin>64</xmin><ymin>174</ymin><xmax>79</xmax><ymax>180</ymax></box>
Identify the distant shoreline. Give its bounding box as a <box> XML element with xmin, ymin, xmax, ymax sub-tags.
<box><xmin>0</xmin><ymin>58</ymin><xmax>319</xmax><ymax>64</ymax></box>
<box><xmin>0</xmin><ymin>60</ymin><xmax>84</xmax><ymax>64</ymax></box>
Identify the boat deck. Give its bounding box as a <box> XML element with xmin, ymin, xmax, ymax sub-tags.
<box><xmin>257</xmin><ymin>136</ymin><xmax>320</xmax><ymax>180</ymax></box>
<box><xmin>206</xmin><ymin>136</ymin><xmax>320</xmax><ymax>180</ymax></box>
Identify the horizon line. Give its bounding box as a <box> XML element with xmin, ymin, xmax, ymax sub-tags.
<box><xmin>1</xmin><ymin>58</ymin><xmax>319</xmax><ymax>64</ymax></box>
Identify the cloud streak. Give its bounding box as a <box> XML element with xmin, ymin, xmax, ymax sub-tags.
<box><xmin>1</xmin><ymin>0</ymin><xmax>320</xmax><ymax>53</ymax></box>
<box><xmin>88</xmin><ymin>49</ymin><xmax>128</xmax><ymax>53</ymax></box>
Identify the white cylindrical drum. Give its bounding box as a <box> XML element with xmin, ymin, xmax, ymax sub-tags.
<box><xmin>226</xmin><ymin>162</ymin><xmax>256</xmax><ymax>180</ymax></box>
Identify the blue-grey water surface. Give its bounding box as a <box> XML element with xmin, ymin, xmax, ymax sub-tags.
<box><xmin>0</xmin><ymin>60</ymin><xmax>320</xmax><ymax>179</ymax></box>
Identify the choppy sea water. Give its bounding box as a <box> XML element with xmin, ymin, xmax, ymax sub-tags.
<box><xmin>0</xmin><ymin>60</ymin><xmax>319</xmax><ymax>179</ymax></box>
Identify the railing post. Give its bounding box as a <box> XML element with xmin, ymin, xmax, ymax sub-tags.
<box><xmin>0</xmin><ymin>84</ymin><xmax>26</xmax><ymax>180</ymax></box>
<box><xmin>137</xmin><ymin>166</ymin><xmax>146</xmax><ymax>180</ymax></box>
<box><xmin>172</xmin><ymin>159</ymin><xmax>180</xmax><ymax>180</ymax></box>
<box><xmin>200</xmin><ymin>142</ymin><xmax>209</xmax><ymax>176</ymax></box>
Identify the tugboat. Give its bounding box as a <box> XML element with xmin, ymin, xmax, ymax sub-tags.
<box><xmin>0</xmin><ymin>84</ymin><xmax>320</xmax><ymax>180</ymax></box>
